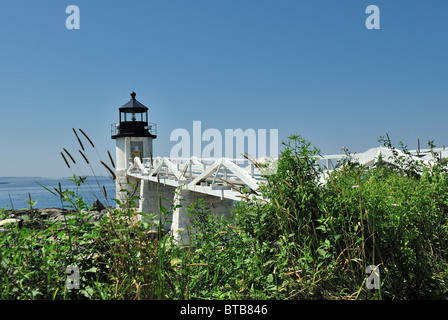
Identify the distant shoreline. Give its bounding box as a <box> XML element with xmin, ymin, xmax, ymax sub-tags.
<box><xmin>0</xmin><ymin>178</ymin><xmax>116</xmax><ymax>210</ymax></box>
<box><xmin>0</xmin><ymin>182</ymin><xmax>30</xmax><ymax>185</ymax></box>
<box><xmin>0</xmin><ymin>176</ymin><xmax>112</xmax><ymax>184</ymax></box>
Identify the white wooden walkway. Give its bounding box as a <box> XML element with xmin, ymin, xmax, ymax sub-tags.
<box><xmin>126</xmin><ymin>146</ymin><xmax>446</xmax><ymax>201</ymax></box>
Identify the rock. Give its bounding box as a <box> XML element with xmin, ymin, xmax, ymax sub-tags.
<box><xmin>0</xmin><ymin>218</ymin><xmax>20</xmax><ymax>227</ymax></box>
<box><xmin>4</xmin><ymin>207</ymin><xmax>108</xmax><ymax>229</ymax></box>
<box><xmin>92</xmin><ymin>199</ymin><xmax>105</xmax><ymax>212</ymax></box>
<box><xmin>83</xmin><ymin>210</ymin><xmax>104</xmax><ymax>222</ymax></box>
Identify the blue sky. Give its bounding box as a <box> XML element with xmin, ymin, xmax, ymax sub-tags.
<box><xmin>0</xmin><ymin>1</ymin><xmax>447</xmax><ymax>178</ymax></box>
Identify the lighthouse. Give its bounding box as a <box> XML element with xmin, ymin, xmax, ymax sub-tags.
<box><xmin>110</xmin><ymin>91</ymin><xmax>234</xmax><ymax>245</ymax></box>
<box><xmin>111</xmin><ymin>91</ymin><xmax>157</xmax><ymax>206</ymax></box>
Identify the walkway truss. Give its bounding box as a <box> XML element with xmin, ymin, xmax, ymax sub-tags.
<box><xmin>126</xmin><ymin>146</ymin><xmax>447</xmax><ymax>201</ymax></box>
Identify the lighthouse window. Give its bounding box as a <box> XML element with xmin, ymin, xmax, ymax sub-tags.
<box><xmin>131</xmin><ymin>141</ymin><xmax>143</xmax><ymax>153</ymax></box>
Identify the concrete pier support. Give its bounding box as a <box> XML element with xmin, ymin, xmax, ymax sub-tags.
<box><xmin>115</xmin><ymin>169</ymin><xmax>140</xmax><ymax>207</ymax></box>
<box><xmin>170</xmin><ymin>187</ymin><xmax>234</xmax><ymax>245</ymax></box>
<box><xmin>138</xmin><ymin>180</ymin><xmax>176</xmax><ymax>229</ymax></box>
<box><xmin>170</xmin><ymin>188</ymin><xmax>192</xmax><ymax>245</ymax></box>
<box><xmin>138</xmin><ymin>179</ymin><xmax>151</xmax><ymax>214</ymax></box>
<box><xmin>118</xmin><ymin>173</ymin><xmax>234</xmax><ymax>246</ymax></box>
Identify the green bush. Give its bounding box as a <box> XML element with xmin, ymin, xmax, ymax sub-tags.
<box><xmin>0</xmin><ymin>179</ymin><xmax>173</xmax><ymax>300</ymax></box>
<box><xmin>232</xmin><ymin>135</ymin><xmax>448</xmax><ymax>299</ymax></box>
<box><xmin>167</xmin><ymin>199</ymin><xmax>289</xmax><ymax>299</ymax></box>
<box><xmin>1</xmin><ymin>135</ymin><xmax>448</xmax><ymax>300</ymax></box>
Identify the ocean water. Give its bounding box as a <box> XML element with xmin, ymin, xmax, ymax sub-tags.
<box><xmin>0</xmin><ymin>176</ymin><xmax>116</xmax><ymax>210</ymax></box>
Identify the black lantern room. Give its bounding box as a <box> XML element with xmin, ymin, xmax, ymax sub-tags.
<box><xmin>111</xmin><ymin>92</ymin><xmax>157</xmax><ymax>139</ymax></box>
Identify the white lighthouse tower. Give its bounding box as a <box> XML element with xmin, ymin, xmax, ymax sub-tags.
<box><xmin>111</xmin><ymin>91</ymin><xmax>157</xmax><ymax>207</ymax></box>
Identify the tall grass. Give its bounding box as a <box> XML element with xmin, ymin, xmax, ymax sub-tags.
<box><xmin>0</xmin><ymin>133</ymin><xmax>447</xmax><ymax>300</ymax></box>
<box><xmin>0</xmin><ymin>129</ymin><xmax>173</xmax><ymax>299</ymax></box>
<box><xmin>232</xmin><ymin>135</ymin><xmax>448</xmax><ymax>299</ymax></box>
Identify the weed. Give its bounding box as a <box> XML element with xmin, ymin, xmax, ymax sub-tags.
<box><xmin>1</xmin><ymin>133</ymin><xmax>447</xmax><ymax>299</ymax></box>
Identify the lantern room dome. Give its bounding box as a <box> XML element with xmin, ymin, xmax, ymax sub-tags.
<box><xmin>111</xmin><ymin>91</ymin><xmax>157</xmax><ymax>139</ymax></box>
<box><xmin>118</xmin><ymin>91</ymin><xmax>148</xmax><ymax>112</ymax></box>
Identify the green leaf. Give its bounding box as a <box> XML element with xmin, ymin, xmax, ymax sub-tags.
<box><xmin>31</xmin><ymin>289</ymin><xmax>42</xmax><ymax>298</ymax></box>
<box><xmin>36</xmin><ymin>182</ymin><xmax>57</xmax><ymax>197</ymax></box>
<box><xmin>317</xmin><ymin>248</ymin><xmax>326</xmax><ymax>257</ymax></box>
<box><xmin>27</xmin><ymin>199</ymin><xmax>38</xmax><ymax>208</ymax></box>
<box><xmin>80</xmin><ymin>286</ymin><xmax>94</xmax><ymax>298</ymax></box>
<box><xmin>85</xmin><ymin>267</ymin><xmax>98</xmax><ymax>273</ymax></box>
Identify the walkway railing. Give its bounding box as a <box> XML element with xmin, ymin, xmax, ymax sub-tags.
<box><xmin>126</xmin><ymin>146</ymin><xmax>446</xmax><ymax>201</ymax></box>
